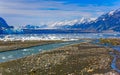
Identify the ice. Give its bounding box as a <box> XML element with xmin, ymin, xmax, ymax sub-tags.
<box><xmin>0</xmin><ymin>33</ymin><xmax>120</xmax><ymax>41</ymax></box>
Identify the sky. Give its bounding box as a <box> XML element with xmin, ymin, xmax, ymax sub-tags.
<box><xmin>0</xmin><ymin>0</ymin><xmax>120</xmax><ymax>27</ymax></box>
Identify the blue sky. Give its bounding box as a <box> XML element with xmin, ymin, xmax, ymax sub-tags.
<box><xmin>0</xmin><ymin>0</ymin><xmax>120</xmax><ymax>27</ymax></box>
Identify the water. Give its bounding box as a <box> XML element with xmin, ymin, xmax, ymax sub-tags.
<box><xmin>111</xmin><ymin>46</ymin><xmax>120</xmax><ymax>73</ymax></box>
<box><xmin>113</xmin><ymin>46</ymin><xmax>120</xmax><ymax>52</ymax></box>
<box><xmin>0</xmin><ymin>40</ymin><xmax>84</xmax><ymax>62</ymax></box>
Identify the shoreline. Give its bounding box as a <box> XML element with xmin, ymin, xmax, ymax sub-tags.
<box><xmin>0</xmin><ymin>41</ymin><xmax>119</xmax><ymax>75</ymax></box>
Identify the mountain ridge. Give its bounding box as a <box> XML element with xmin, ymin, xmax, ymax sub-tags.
<box><xmin>53</xmin><ymin>8</ymin><xmax>120</xmax><ymax>32</ymax></box>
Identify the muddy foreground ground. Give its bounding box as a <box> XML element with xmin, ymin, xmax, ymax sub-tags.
<box><xmin>0</xmin><ymin>41</ymin><xmax>119</xmax><ymax>75</ymax></box>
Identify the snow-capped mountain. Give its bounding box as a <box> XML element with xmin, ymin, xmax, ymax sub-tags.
<box><xmin>55</xmin><ymin>8</ymin><xmax>120</xmax><ymax>32</ymax></box>
<box><xmin>49</xmin><ymin>17</ymin><xmax>96</xmax><ymax>29</ymax></box>
<box><xmin>84</xmin><ymin>8</ymin><xmax>120</xmax><ymax>32</ymax></box>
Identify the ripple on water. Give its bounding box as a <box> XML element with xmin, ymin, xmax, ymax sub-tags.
<box><xmin>2</xmin><ymin>56</ymin><xmax>6</xmax><ymax>59</ymax></box>
<box><xmin>8</xmin><ymin>55</ymin><xmax>13</xmax><ymax>58</ymax></box>
<box><xmin>22</xmin><ymin>49</ymin><xmax>28</xmax><ymax>51</ymax></box>
<box><xmin>39</xmin><ymin>49</ymin><xmax>42</xmax><ymax>51</ymax></box>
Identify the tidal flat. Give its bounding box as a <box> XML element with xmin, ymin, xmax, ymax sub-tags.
<box><xmin>0</xmin><ymin>39</ymin><xmax>119</xmax><ymax>75</ymax></box>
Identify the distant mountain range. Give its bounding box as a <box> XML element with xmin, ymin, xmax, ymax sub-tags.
<box><xmin>49</xmin><ymin>17</ymin><xmax>96</xmax><ymax>29</ymax></box>
<box><xmin>53</xmin><ymin>8</ymin><xmax>120</xmax><ymax>32</ymax></box>
<box><xmin>0</xmin><ymin>8</ymin><xmax>120</xmax><ymax>34</ymax></box>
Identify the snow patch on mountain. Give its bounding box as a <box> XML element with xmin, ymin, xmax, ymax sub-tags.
<box><xmin>109</xmin><ymin>8</ymin><xmax>120</xmax><ymax>16</ymax></box>
<box><xmin>109</xmin><ymin>10</ymin><xmax>115</xmax><ymax>16</ymax></box>
<box><xmin>49</xmin><ymin>17</ymin><xmax>96</xmax><ymax>28</ymax></box>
